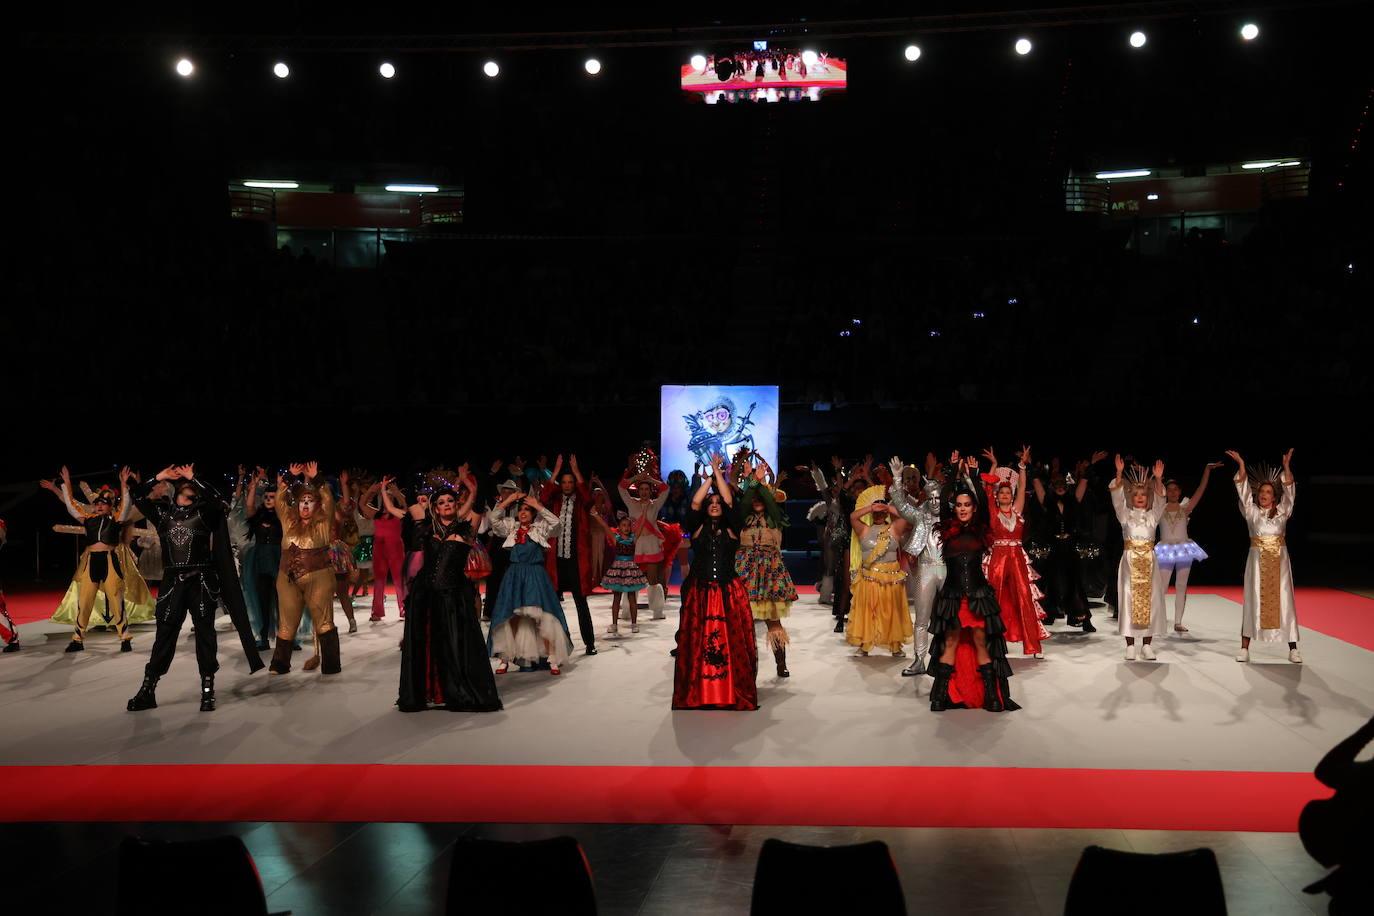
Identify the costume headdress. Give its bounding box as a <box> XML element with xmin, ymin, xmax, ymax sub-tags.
<box><xmin>1247</xmin><ymin>462</ymin><xmax>1284</xmax><ymax>504</ymax></box>
<box><xmin>90</xmin><ymin>484</ymin><xmax>118</xmax><ymax>506</ymax></box>
<box><xmin>849</xmin><ymin>483</ymin><xmax>890</xmax><ymax>583</ymax></box>
<box><xmin>1122</xmin><ymin>465</ymin><xmax>1151</xmax><ymax>499</ymax></box>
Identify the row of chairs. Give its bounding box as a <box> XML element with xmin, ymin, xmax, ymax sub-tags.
<box><xmin>116</xmin><ymin>833</ymin><xmax>1228</xmax><ymax>915</ymax></box>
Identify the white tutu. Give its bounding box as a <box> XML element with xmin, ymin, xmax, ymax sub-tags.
<box><xmin>1155</xmin><ymin>541</ymin><xmax>1208</xmax><ymax>565</ymax></box>
<box><xmin>489</xmin><ymin>606</ymin><xmax>572</xmax><ymax>666</ymax></box>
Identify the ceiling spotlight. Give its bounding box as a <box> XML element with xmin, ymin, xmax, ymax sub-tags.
<box><xmin>1240</xmin><ymin>23</ymin><xmax>1260</xmax><ymax>41</ymax></box>
<box><xmin>175</xmin><ymin>58</ymin><xmax>194</xmax><ymax>77</ymax></box>
<box><xmin>1015</xmin><ymin>38</ymin><xmax>1032</xmax><ymax>55</ymax></box>
<box><xmin>483</xmin><ymin>60</ymin><xmax>500</xmax><ymax>78</ymax></box>
<box><xmin>273</xmin><ymin>62</ymin><xmax>290</xmax><ymax>79</ymax></box>
<box><xmin>379</xmin><ymin>62</ymin><xmax>396</xmax><ymax>79</ymax></box>
<box><xmin>1096</xmin><ymin>169</ymin><xmax>1151</xmax><ymax>179</ymax></box>
<box><xmin>385</xmin><ymin>184</ymin><xmax>439</xmax><ymax>193</ymax></box>
<box><xmin>801</xmin><ymin>50</ymin><xmax>818</xmax><ymax>67</ymax></box>
<box><xmin>690</xmin><ymin>54</ymin><xmax>707</xmax><ymax>72</ymax></box>
<box><xmin>584</xmin><ymin>57</ymin><xmax>602</xmax><ymax>75</ymax></box>
<box><xmin>904</xmin><ymin>44</ymin><xmax>922</xmax><ymax>62</ymax></box>
<box><xmin>1147</xmin><ymin>193</ymin><xmax>1160</xmax><ymax>200</ymax></box>
<box><xmin>243</xmin><ymin>180</ymin><xmax>299</xmax><ymax>189</ymax></box>
<box><xmin>1130</xmin><ymin>31</ymin><xmax>1147</xmax><ymax>48</ymax></box>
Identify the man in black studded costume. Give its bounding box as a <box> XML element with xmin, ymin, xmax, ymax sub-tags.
<box><xmin>127</xmin><ymin>464</ymin><xmax>264</xmax><ymax>712</ymax></box>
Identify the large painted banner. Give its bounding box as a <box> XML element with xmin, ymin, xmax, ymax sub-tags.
<box><xmin>659</xmin><ymin>385</ymin><xmax>780</xmax><ymax>476</ymax></box>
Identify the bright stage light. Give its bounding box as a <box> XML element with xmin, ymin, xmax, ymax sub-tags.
<box><xmin>1241</xmin><ymin>161</ymin><xmax>1280</xmax><ymax>169</ymax></box>
<box><xmin>385</xmin><ymin>184</ymin><xmax>440</xmax><ymax>193</ymax></box>
<box><xmin>1015</xmin><ymin>38</ymin><xmax>1032</xmax><ymax>56</ymax></box>
<box><xmin>483</xmin><ymin>60</ymin><xmax>500</xmax><ymax>78</ymax></box>
<box><xmin>1147</xmin><ymin>193</ymin><xmax>1160</xmax><ymax>200</ymax></box>
<box><xmin>175</xmin><ymin>58</ymin><xmax>194</xmax><ymax>77</ymax></box>
<box><xmin>243</xmin><ymin>180</ymin><xmax>299</xmax><ymax>189</ymax></box>
<box><xmin>584</xmin><ymin>58</ymin><xmax>602</xmax><ymax>75</ymax></box>
<box><xmin>1241</xmin><ymin>23</ymin><xmax>1260</xmax><ymax>41</ymax></box>
<box><xmin>690</xmin><ymin>54</ymin><xmax>707</xmax><ymax>72</ymax></box>
<box><xmin>801</xmin><ymin>50</ymin><xmax>818</xmax><ymax>67</ymax></box>
<box><xmin>273</xmin><ymin>62</ymin><xmax>290</xmax><ymax>79</ymax></box>
<box><xmin>1130</xmin><ymin>31</ymin><xmax>1147</xmax><ymax>48</ymax></box>
<box><xmin>379</xmin><ymin>62</ymin><xmax>396</xmax><ymax>79</ymax></box>
<box><xmin>1095</xmin><ymin>169</ymin><xmax>1151</xmax><ymax>179</ymax></box>
<box><xmin>904</xmin><ymin>44</ymin><xmax>921</xmax><ymax>62</ymax></box>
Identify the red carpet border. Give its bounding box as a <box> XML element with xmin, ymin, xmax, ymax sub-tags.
<box><xmin>6</xmin><ymin>764</ymin><xmax>1324</xmax><ymax>831</ymax></box>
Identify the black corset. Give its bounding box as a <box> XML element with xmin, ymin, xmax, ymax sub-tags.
<box><xmin>428</xmin><ymin>538</ymin><xmax>471</xmax><ymax>590</ymax></box>
<box><xmin>163</xmin><ymin>508</ymin><xmax>213</xmax><ymax>569</ymax></box>
<box><xmin>84</xmin><ymin>515</ymin><xmax>121</xmax><ymax>547</ymax></box>
<box><xmin>944</xmin><ymin>552</ymin><xmax>990</xmax><ymax>597</ymax></box>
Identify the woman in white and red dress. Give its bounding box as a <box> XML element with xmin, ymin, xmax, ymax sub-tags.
<box><xmin>980</xmin><ymin>447</ymin><xmax>1047</xmax><ymax>658</ymax></box>
<box><xmin>619</xmin><ymin>469</ymin><xmax>672</xmax><ymax>618</ymax></box>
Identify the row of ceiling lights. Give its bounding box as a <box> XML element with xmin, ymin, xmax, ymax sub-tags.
<box><xmin>170</xmin><ymin>23</ymin><xmax>1264</xmax><ymax>79</ymax></box>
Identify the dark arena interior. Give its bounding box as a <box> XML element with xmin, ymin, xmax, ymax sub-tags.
<box><xmin>3</xmin><ymin>2</ymin><xmax>1372</xmax><ymax>914</ymax></box>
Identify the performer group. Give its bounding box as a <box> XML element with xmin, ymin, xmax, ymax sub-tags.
<box><xmin>13</xmin><ymin>445</ymin><xmax>1303</xmax><ymax>715</ymax></box>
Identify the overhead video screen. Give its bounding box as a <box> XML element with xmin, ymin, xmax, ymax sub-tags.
<box><xmin>660</xmin><ymin>385</ymin><xmax>780</xmax><ymax>476</ymax></box>
<box><xmin>681</xmin><ymin>45</ymin><xmax>847</xmax><ymax>103</ymax></box>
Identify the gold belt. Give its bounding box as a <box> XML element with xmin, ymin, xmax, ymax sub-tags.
<box><xmin>1125</xmin><ymin>538</ymin><xmax>1155</xmax><ymax>629</ymax></box>
<box><xmin>1250</xmin><ymin>535</ymin><xmax>1286</xmax><ymax>629</ymax></box>
<box><xmin>859</xmin><ymin>559</ymin><xmax>907</xmax><ymax>585</ymax></box>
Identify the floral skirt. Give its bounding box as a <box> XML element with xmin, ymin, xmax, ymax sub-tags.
<box><xmin>601</xmin><ymin>558</ymin><xmax>648</xmax><ymax>593</ymax></box>
<box><xmin>736</xmin><ymin>544</ymin><xmax>798</xmax><ymax>620</ymax></box>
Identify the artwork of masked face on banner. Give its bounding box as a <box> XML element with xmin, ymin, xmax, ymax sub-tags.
<box><xmin>660</xmin><ymin>385</ymin><xmax>780</xmax><ymax>476</ymax></box>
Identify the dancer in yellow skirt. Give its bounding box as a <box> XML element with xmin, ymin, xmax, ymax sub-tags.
<box><xmin>845</xmin><ymin>484</ymin><xmax>913</xmax><ymax>657</ymax></box>
<box><xmin>42</xmin><ymin>465</ymin><xmax>153</xmax><ymax>653</ymax></box>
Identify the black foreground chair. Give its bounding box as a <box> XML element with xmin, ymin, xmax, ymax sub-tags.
<box><xmin>117</xmin><ymin>834</ymin><xmax>288</xmax><ymax>916</ymax></box>
<box><xmin>750</xmin><ymin>838</ymin><xmax>906</xmax><ymax>916</ymax></box>
<box><xmin>446</xmin><ymin>835</ymin><xmax>597</xmax><ymax>915</ymax></box>
<box><xmin>1065</xmin><ymin>845</ymin><xmax>1226</xmax><ymax>915</ymax></box>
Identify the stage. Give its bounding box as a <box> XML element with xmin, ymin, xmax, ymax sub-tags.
<box><xmin>2</xmin><ymin>587</ymin><xmax>1370</xmax><ymax>833</ymax></box>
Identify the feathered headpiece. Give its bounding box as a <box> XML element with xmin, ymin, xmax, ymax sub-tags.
<box><xmin>421</xmin><ymin>467</ymin><xmax>463</xmax><ymax>496</ymax></box>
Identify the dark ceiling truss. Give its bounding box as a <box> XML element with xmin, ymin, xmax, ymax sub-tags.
<box><xmin>16</xmin><ymin>0</ymin><xmax>1360</xmax><ymax>52</ymax></box>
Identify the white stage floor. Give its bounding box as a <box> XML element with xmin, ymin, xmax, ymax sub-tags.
<box><xmin>2</xmin><ymin>592</ymin><xmax>1370</xmax><ymax>774</ymax></box>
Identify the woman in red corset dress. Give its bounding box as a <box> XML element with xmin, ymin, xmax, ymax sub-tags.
<box><xmin>928</xmin><ymin>459</ymin><xmax>1021</xmax><ymax>713</ymax></box>
<box><xmin>981</xmin><ymin>447</ymin><xmax>1047</xmax><ymax>659</ymax></box>
<box><xmin>672</xmin><ymin>453</ymin><xmax>758</xmax><ymax>711</ymax></box>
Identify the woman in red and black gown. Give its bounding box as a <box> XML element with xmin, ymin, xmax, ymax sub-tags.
<box><xmin>397</xmin><ymin>486</ymin><xmax>502</xmax><ymax>713</ymax></box>
<box><xmin>672</xmin><ymin>454</ymin><xmax>758</xmax><ymax>711</ymax></box>
<box><xmin>928</xmin><ymin>460</ymin><xmax>1021</xmax><ymax>712</ymax></box>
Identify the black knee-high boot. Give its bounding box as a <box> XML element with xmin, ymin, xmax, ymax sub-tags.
<box><xmin>269</xmin><ymin>638</ymin><xmax>293</xmax><ymax>674</ymax></box>
<box><xmin>998</xmin><ymin>675</ymin><xmax>1021</xmax><ymax>712</ymax></box>
<box><xmin>929</xmin><ymin>662</ymin><xmax>956</xmax><ymax>711</ymax></box>
<box><xmin>318</xmin><ymin>629</ymin><xmax>342</xmax><ymax>675</ymax></box>
<box><xmin>979</xmin><ymin>663</ymin><xmax>1003</xmax><ymax>712</ymax></box>
<box><xmin>199</xmin><ymin>674</ymin><xmax>216</xmax><ymax>712</ymax></box>
<box><xmin>127</xmin><ymin>673</ymin><xmax>159</xmax><ymax>711</ymax></box>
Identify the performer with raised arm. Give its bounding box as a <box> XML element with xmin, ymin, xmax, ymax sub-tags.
<box><xmin>845</xmin><ymin>479</ymin><xmax>913</xmax><ymax>659</ymax></box>
<box><xmin>540</xmin><ymin>454</ymin><xmax>599</xmax><ymax>657</ymax></box>
<box><xmin>981</xmin><ymin>447</ymin><xmax>1047</xmax><ymax>658</ymax></box>
<box><xmin>1110</xmin><ymin>455</ymin><xmax>1170</xmax><ymax>661</ymax></box>
<box><xmin>268</xmin><ymin>462</ymin><xmax>342</xmax><ymax>676</ymax></box>
<box><xmin>362</xmin><ymin>472</ymin><xmax>408</xmax><ymax>621</ymax></box>
<box><xmin>0</xmin><ymin>519</ymin><xmax>18</xmax><ymax>652</ymax></box>
<box><xmin>810</xmin><ymin>456</ymin><xmax>859</xmax><ymax>633</ymax></box>
<box><xmin>673</xmin><ymin>454</ymin><xmax>757</xmax><ymax>710</ymax></box>
<box><xmin>887</xmin><ymin>454</ymin><xmax>946</xmax><ymax>676</ymax></box>
<box><xmin>735</xmin><ymin>456</ymin><xmax>797</xmax><ymax>678</ymax></box>
<box><xmin>620</xmin><ymin>457</ymin><xmax>672</xmax><ymax>619</ymax></box>
<box><xmin>42</xmin><ymin>466</ymin><xmax>153</xmax><ymax>652</ymax></box>
<box><xmin>398</xmin><ymin>482</ymin><xmax>501</xmax><ymax>712</ymax></box>
<box><xmin>243</xmin><ymin>466</ymin><xmax>286</xmax><ymax>651</ymax></box>
<box><xmin>1156</xmin><ymin>461</ymin><xmax>1223</xmax><ymax>633</ymax></box>
<box><xmin>486</xmin><ymin>488</ymin><xmax>573</xmax><ymax>675</ymax></box>
<box><xmin>1031</xmin><ymin>457</ymin><xmax>1096</xmax><ymax>632</ymax></box>
<box><xmin>126</xmin><ymin>464</ymin><xmax>264</xmax><ymax>712</ymax></box>
<box><xmin>1226</xmin><ymin>449</ymin><xmax>1301</xmax><ymax>663</ymax></box>
<box><xmin>927</xmin><ymin>456</ymin><xmax>1020</xmax><ymax>713</ymax></box>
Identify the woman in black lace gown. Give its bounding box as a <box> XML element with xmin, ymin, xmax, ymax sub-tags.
<box><xmin>398</xmin><ymin>486</ymin><xmax>502</xmax><ymax>713</ymax></box>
